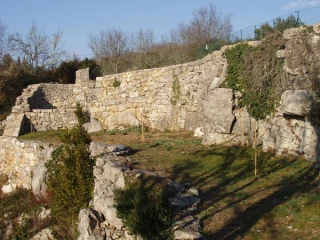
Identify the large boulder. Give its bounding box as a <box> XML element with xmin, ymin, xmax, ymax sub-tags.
<box><xmin>78</xmin><ymin>208</ymin><xmax>106</xmax><ymax>240</ymax></box>
<box><xmin>202</xmin><ymin>88</ymin><xmax>235</xmax><ymax>144</ymax></box>
<box><xmin>90</xmin><ymin>156</ymin><xmax>128</xmax><ymax>230</ymax></box>
<box><xmin>278</xmin><ymin>90</ymin><xmax>312</xmax><ymax>117</ymax></box>
<box><xmin>32</xmin><ymin>163</ymin><xmax>49</xmax><ymax>201</ymax></box>
<box><xmin>2</xmin><ymin>113</ymin><xmax>25</xmax><ymax>137</ymax></box>
<box><xmin>84</xmin><ymin>119</ymin><xmax>102</xmax><ymax>133</ymax></box>
<box><xmin>106</xmin><ymin>108</ymin><xmax>139</xmax><ymax>130</ymax></box>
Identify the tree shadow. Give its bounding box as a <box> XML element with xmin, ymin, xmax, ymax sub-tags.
<box><xmin>170</xmin><ymin>146</ymin><xmax>319</xmax><ymax>239</ymax></box>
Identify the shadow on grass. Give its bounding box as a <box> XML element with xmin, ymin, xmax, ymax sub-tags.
<box><xmin>171</xmin><ymin>146</ymin><xmax>319</xmax><ymax>239</ymax></box>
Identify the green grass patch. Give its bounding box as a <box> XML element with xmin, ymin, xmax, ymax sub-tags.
<box><xmin>18</xmin><ymin>129</ymin><xmax>65</xmax><ymax>144</ymax></box>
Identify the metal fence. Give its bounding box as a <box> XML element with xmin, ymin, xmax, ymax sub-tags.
<box><xmin>230</xmin><ymin>6</ymin><xmax>320</xmax><ymax>41</ymax></box>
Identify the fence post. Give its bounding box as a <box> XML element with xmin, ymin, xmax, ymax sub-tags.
<box><xmin>296</xmin><ymin>11</ymin><xmax>301</xmax><ymax>26</ymax></box>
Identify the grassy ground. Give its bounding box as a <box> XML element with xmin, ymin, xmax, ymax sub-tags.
<box><xmin>16</xmin><ymin>129</ymin><xmax>320</xmax><ymax>239</ymax></box>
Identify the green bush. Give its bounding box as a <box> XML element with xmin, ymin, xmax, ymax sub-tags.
<box><xmin>47</xmin><ymin>105</ymin><xmax>95</xmax><ymax>238</ymax></box>
<box><xmin>113</xmin><ymin>79</ymin><xmax>121</xmax><ymax>87</ymax></box>
<box><xmin>74</xmin><ymin>102</ymin><xmax>90</xmax><ymax>125</ymax></box>
<box><xmin>114</xmin><ymin>176</ymin><xmax>171</xmax><ymax>239</ymax></box>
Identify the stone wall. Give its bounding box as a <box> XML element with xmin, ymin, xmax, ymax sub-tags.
<box><xmin>3</xmin><ymin>47</ymin><xmax>227</xmax><ymax>136</ymax></box>
<box><xmin>25</xmin><ymin>108</ymin><xmax>78</xmax><ymax>131</ymax></box>
<box><xmin>0</xmin><ymin>137</ymin><xmax>54</xmax><ymax>194</ymax></box>
<box><xmin>2</xmin><ymin>24</ymin><xmax>320</xmax><ymax>161</ymax></box>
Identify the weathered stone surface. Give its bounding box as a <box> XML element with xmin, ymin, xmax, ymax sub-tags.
<box><xmin>106</xmin><ymin>108</ymin><xmax>139</xmax><ymax>130</ymax></box>
<box><xmin>32</xmin><ymin>163</ymin><xmax>49</xmax><ymax>201</ymax></box>
<box><xmin>78</xmin><ymin>154</ymin><xmax>204</xmax><ymax>240</ymax></box>
<box><xmin>29</xmin><ymin>228</ymin><xmax>55</xmax><ymax>240</ymax></box>
<box><xmin>0</xmin><ymin>119</ymin><xmax>6</xmax><ymax>130</ymax></box>
<box><xmin>202</xmin><ymin>88</ymin><xmax>234</xmax><ymax>135</ymax></box>
<box><xmin>76</xmin><ymin>68</ymin><xmax>90</xmax><ymax>84</ymax></box>
<box><xmin>78</xmin><ymin>208</ymin><xmax>106</xmax><ymax>240</ymax></box>
<box><xmin>0</xmin><ymin>137</ymin><xmax>54</xmax><ymax>193</ymax></box>
<box><xmin>91</xmin><ymin>157</ymin><xmax>127</xmax><ymax>230</ymax></box>
<box><xmin>194</xmin><ymin>127</ymin><xmax>204</xmax><ymax>137</ymax></box>
<box><xmin>185</xmin><ymin>112</ymin><xmax>198</xmax><ymax>131</ymax></box>
<box><xmin>3</xmin><ymin>113</ymin><xmax>25</xmax><ymax>137</ymax></box>
<box><xmin>84</xmin><ymin>119</ymin><xmax>102</xmax><ymax>133</ymax></box>
<box><xmin>279</xmin><ymin>90</ymin><xmax>312</xmax><ymax>116</ymax></box>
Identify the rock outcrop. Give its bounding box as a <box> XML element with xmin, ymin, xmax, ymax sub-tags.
<box><xmin>78</xmin><ymin>151</ymin><xmax>204</xmax><ymax>240</ymax></box>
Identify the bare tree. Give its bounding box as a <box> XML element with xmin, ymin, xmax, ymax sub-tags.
<box><xmin>131</xmin><ymin>29</ymin><xmax>158</xmax><ymax>69</ymax></box>
<box><xmin>9</xmin><ymin>22</ymin><xmax>66</xmax><ymax>73</ymax></box>
<box><xmin>88</xmin><ymin>29</ymin><xmax>129</xmax><ymax>75</ymax></box>
<box><xmin>173</xmin><ymin>3</ymin><xmax>232</xmax><ymax>47</ymax></box>
<box><xmin>0</xmin><ymin>18</ymin><xmax>8</xmax><ymax>64</ymax></box>
<box><xmin>132</xmin><ymin>29</ymin><xmax>155</xmax><ymax>53</ymax></box>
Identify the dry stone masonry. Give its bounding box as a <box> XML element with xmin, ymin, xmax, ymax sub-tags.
<box><xmin>0</xmin><ymin>137</ymin><xmax>54</xmax><ymax>196</ymax></box>
<box><xmin>1</xmin><ymin>24</ymin><xmax>320</xmax><ymax>166</ymax></box>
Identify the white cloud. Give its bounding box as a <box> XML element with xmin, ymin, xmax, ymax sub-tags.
<box><xmin>283</xmin><ymin>0</ymin><xmax>320</xmax><ymax>9</ymax></box>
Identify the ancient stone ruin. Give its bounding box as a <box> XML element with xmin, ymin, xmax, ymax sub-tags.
<box><xmin>2</xmin><ymin>24</ymin><xmax>320</xmax><ymax>161</ymax></box>
<box><xmin>1</xmin><ymin>24</ymin><xmax>320</xmax><ymax>239</ymax></box>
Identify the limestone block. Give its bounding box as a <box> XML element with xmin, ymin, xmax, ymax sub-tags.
<box><xmin>184</xmin><ymin>112</ymin><xmax>198</xmax><ymax>131</ymax></box>
<box><xmin>106</xmin><ymin>108</ymin><xmax>139</xmax><ymax>130</ymax></box>
<box><xmin>127</xmin><ymin>97</ymin><xmax>147</xmax><ymax>103</ymax></box>
<box><xmin>279</xmin><ymin>90</ymin><xmax>312</xmax><ymax>116</ymax></box>
<box><xmin>209</xmin><ymin>77</ymin><xmax>223</xmax><ymax>89</ymax></box>
<box><xmin>83</xmin><ymin>119</ymin><xmax>102</xmax><ymax>133</ymax></box>
<box><xmin>32</xmin><ymin>163</ymin><xmax>49</xmax><ymax>201</ymax></box>
<box><xmin>262</xmin><ymin>135</ymin><xmax>276</xmax><ymax>152</ymax></box>
<box><xmin>91</xmin><ymin>159</ymin><xmax>127</xmax><ymax>229</ymax></box>
<box><xmin>78</xmin><ymin>208</ymin><xmax>105</xmax><ymax>240</ymax></box>
<box><xmin>129</xmin><ymin>91</ymin><xmax>139</xmax><ymax>98</ymax></box>
<box><xmin>202</xmin><ymin>132</ymin><xmax>238</xmax><ymax>145</ymax></box>
<box><xmin>76</xmin><ymin>68</ymin><xmax>89</xmax><ymax>84</ymax></box>
<box><xmin>232</xmin><ymin>109</ymin><xmax>254</xmax><ymax>136</ymax></box>
<box><xmin>3</xmin><ymin>113</ymin><xmax>26</xmax><ymax>137</ymax></box>
<box><xmin>202</xmin><ymin>88</ymin><xmax>234</xmax><ymax>134</ymax></box>
<box><xmin>194</xmin><ymin>127</ymin><xmax>204</xmax><ymax>137</ymax></box>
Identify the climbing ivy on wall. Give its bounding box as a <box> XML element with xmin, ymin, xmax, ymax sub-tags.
<box><xmin>171</xmin><ymin>73</ymin><xmax>180</xmax><ymax>105</ymax></box>
<box><xmin>224</xmin><ymin>33</ymin><xmax>285</xmax><ymax>120</ymax></box>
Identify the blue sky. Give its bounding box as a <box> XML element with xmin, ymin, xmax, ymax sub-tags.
<box><xmin>1</xmin><ymin>0</ymin><xmax>320</xmax><ymax>59</ymax></box>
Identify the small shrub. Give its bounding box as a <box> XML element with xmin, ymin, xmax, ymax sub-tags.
<box><xmin>114</xmin><ymin>175</ymin><xmax>171</xmax><ymax>239</ymax></box>
<box><xmin>74</xmin><ymin>102</ymin><xmax>90</xmax><ymax>125</ymax></box>
<box><xmin>113</xmin><ymin>79</ymin><xmax>121</xmax><ymax>87</ymax></box>
<box><xmin>47</xmin><ymin>105</ymin><xmax>95</xmax><ymax>238</ymax></box>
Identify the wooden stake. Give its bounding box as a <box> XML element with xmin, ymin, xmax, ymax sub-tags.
<box><xmin>254</xmin><ymin>119</ymin><xmax>257</xmax><ymax>177</ymax></box>
<box><xmin>141</xmin><ymin>114</ymin><xmax>145</xmax><ymax>143</ymax></box>
<box><xmin>241</xmin><ymin>109</ymin><xmax>244</xmax><ymax>147</ymax></box>
<box><xmin>177</xmin><ymin>107</ymin><xmax>179</xmax><ymax>132</ymax></box>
